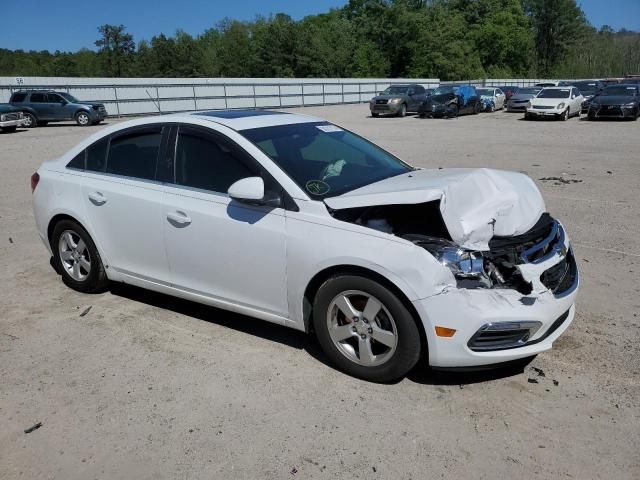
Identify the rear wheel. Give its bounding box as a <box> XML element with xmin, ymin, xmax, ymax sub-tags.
<box><xmin>51</xmin><ymin>219</ymin><xmax>108</xmax><ymax>293</ymax></box>
<box><xmin>75</xmin><ymin>111</ymin><xmax>91</xmax><ymax>126</ymax></box>
<box><xmin>312</xmin><ymin>275</ymin><xmax>421</xmax><ymax>382</ymax></box>
<box><xmin>22</xmin><ymin>113</ymin><xmax>37</xmax><ymax>128</ymax></box>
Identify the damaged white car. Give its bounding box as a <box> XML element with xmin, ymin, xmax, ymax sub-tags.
<box><xmin>31</xmin><ymin>110</ymin><xmax>578</xmax><ymax>382</ymax></box>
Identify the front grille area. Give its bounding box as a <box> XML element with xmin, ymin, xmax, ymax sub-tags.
<box><xmin>2</xmin><ymin>113</ymin><xmax>20</xmax><ymax>121</ymax></box>
<box><xmin>597</xmin><ymin>106</ymin><xmax>623</xmax><ymax>117</ymax></box>
<box><xmin>540</xmin><ymin>249</ymin><xmax>577</xmax><ymax>295</ymax></box>
<box><xmin>533</xmin><ymin>105</ymin><xmax>554</xmax><ymax>110</ymax></box>
<box><xmin>375</xmin><ymin>99</ymin><xmax>388</xmax><ymax>105</ymax></box>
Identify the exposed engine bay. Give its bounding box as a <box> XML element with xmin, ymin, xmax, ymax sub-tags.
<box><xmin>331</xmin><ymin>201</ymin><xmax>570</xmax><ymax>295</ymax></box>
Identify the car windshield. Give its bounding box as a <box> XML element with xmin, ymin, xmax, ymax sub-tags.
<box><xmin>574</xmin><ymin>82</ymin><xmax>598</xmax><ymax>94</ymax></box>
<box><xmin>432</xmin><ymin>86</ymin><xmax>456</xmax><ymax>95</ymax></box>
<box><xmin>476</xmin><ymin>89</ymin><xmax>493</xmax><ymax>96</ymax></box>
<box><xmin>518</xmin><ymin>88</ymin><xmax>541</xmax><ymax>95</ymax></box>
<box><xmin>537</xmin><ymin>89</ymin><xmax>570</xmax><ymax>99</ymax></box>
<box><xmin>241</xmin><ymin>122</ymin><xmax>413</xmax><ymax>200</ymax></box>
<box><xmin>382</xmin><ymin>86</ymin><xmax>409</xmax><ymax>95</ymax></box>
<box><xmin>602</xmin><ymin>85</ymin><xmax>638</xmax><ymax>96</ymax></box>
<box><xmin>60</xmin><ymin>93</ymin><xmax>79</xmax><ymax>102</ymax></box>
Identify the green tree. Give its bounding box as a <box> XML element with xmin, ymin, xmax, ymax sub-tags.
<box><xmin>523</xmin><ymin>0</ymin><xmax>589</xmax><ymax>75</ymax></box>
<box><xmin>95</xmin><ymin>24</ymin><xmax>136</xmax><ymax>77</ymax></box>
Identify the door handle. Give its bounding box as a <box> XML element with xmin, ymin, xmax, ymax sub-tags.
<box><xmin>88</xmin><ymin>191</ymin><xmax>107</xmax><ymax>205</ymax></box>
<box><xmin>167</xmin><ymin>210</ymin><xmax>192</xmax><ymax>226</ymax></box>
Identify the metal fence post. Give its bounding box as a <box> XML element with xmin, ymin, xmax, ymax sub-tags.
<box><xmin>192</xmin><ymin>84</ymin><xmax>197</xmax><ymax>111</ymax></box>
<box><xmin>301</xmin><ymin>83</ymin><xmax>305</xmax><ymax>107</ymax></box>
<box><xmin>155</xmin><ymin>86</ymin><xmax>161</xmax><ymax>114</ymax></box>
<box><xmin>223</xmin><ymin>84</ymin><xmax>228</xmax><ymax>109</ymax></box>
<box><xmin>322</xmin><ymin>83</ymin><xmax>325</xmax><ymax>106</ymax></box>
<box><xmin>278</xmin><ymin>84</ymin><xmax>282</xmax><ymax>108</ymax></box>
<box><xmin>341</xmin><ymin>83</ymin><xmax>344</xmax><ymax>104</ymax></box>
<box><xmin>252</xmin><ymin>84</ymin><xmax>257</xmax><ymax>109</ymax></box>
<box><xmin>113</xmin><ymin>86</ymin><xmax>121</xmax><ymax>118</ymax></box>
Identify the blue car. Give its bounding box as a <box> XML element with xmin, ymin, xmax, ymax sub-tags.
<box><xmin>418</xmin><ymin>85</ymin><xmax>482</xmax><ymax>118</ymax></box>
<box><xmin>10</xmin><ymin>90</ymin><xmax>107</xmax><ymax>127</ymax></box>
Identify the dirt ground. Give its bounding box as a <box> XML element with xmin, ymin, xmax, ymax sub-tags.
<box><xmin>1</xmin><ymin>105</ymin><xmax>638</xmax><ymax>480</ymax></box>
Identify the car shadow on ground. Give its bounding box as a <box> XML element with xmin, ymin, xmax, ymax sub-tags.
<box><xmin>108</xmin><ymin>282</ymin><xmax>530</xmax><ymax>386</ymax></box>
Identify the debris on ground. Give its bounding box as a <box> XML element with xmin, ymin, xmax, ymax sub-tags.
<box><xmin>290</xmin><ymin>467</ymin><xmax>298</xmax><ymax>475</ymax></box>
<box><xmin>24</xmin><ymin>422</ymin><xmax>43</xmax><ymax>434</ymax></box>
<box><xmin>527</xmin><ymin>378</ymin><xmax>539</xmax><ymax>384</ymax></box>
<box><xmin>553</xmin><ymin>380</ymin><xmax>559</xmax><ymax>386</ymax></box>
<box><xmin>8</xmin><ymin>237</ymin><xmax>13</xmax><ymax>243</ymax></box>
<box><xmin>539</xmin><ymin>176</ymin><xmax>583</xmax><ymax>185</ymax></box>
<box><xmin>79</xmin><ymin>306</ymin><xmax>92</xmax><ymax>317</ymax></box>
<box><xmin>531</xmin><ymin>367</ymin><xmax>546</xmax><ymax>377</ymax></box>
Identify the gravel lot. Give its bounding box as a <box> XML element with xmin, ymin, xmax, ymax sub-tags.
<box><xmin>1</xmin><ymin>105</ymin><xmax>639</xmax><ymax>479</ymax></box>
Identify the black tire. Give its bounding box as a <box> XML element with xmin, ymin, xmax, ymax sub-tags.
<box><xmin>561</xmin><ymin>108</ymin><xmax>569</xmax><ymax>121</ymax></box>
<box><xmin>37</xmin><ymin>121</ymin><xmax>48</xmax><ymax>127</ymax></box>
<box><xmin>75</xmin><ymin>111</ymin><xmax>91</xmax><ymax>126</ymax></box>
<box><xmin>488</xmin><ymin>103</ymin><xmax>495</xmax><ymax>113</ymax></box>
<box><xmin>447</xmin><ymin>104</ymin><xmax>459</xmax><ymax>118</ymax></box>
<box><xmin>419</xmin><ymin>113</ymin><xmax>426</xmax><ymax>118</ymax></box>
<box><xmin>398</xmin><ymin>103</ymin><xmax>407</xmax><ymax>117</ymax></box>
<box><xmin>371</xmin><ymin>112</ymin><xmax>379</xmax><ymax>118</ymax></box>
<box><xmin>51</xmin><ymin>219</ymin><xmax>109</xmax><ymax>293</ymax></box>
<box><xmin>1</xmin><ymin>126</ymin><xmax>17</xmax><ymax>133</ymax></box>
<box><xmin>312</xmin><ymin>275</ymin><xmax>422</xmax><ymax>382</ymax></box>
<box><xmin>473</xmin><ymin>101</ymin><xmax>481</xmax><ymax>114</ymax></box>
<box><xmin>22</xmin><ymin>113</ymin><xmax>37</xmax><ymax>128</ymax></box>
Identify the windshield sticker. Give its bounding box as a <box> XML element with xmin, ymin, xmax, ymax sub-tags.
<box><xmin>316</xmin><ymin>124</ymin><xmax>343</xmax><ymax>133</ymax></box>
<box><xmin>305</xmin><ymin>180</ymin><xmax>331</xmax><ymax>196</ymax></box>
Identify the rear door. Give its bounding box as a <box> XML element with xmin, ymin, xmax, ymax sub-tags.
<box><xmin>80</xmin><ymin>125</ymin><xmax>171</xmax><ymax>284</ymax></box>
<box><xmin>28</xmin><ymin>92</ymin><xmax>51</xmax><ymax>120</ymax></box>
<box><xmin>161</xmin><ymin>125</ymin><xmax>289</xmax><ymax>316</ymax></box>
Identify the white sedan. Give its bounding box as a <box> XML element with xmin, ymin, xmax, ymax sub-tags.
<box><xmin>31</xmin><ymin>110</ymin><xmax>578</xmax><ymax>382</ymax></box>
<box><xmin>526</xmin><ymin>87</ymin><xmax>584</xmax><ymax>120</ymax></box>
<box><xmin>476</xmin><ymin>87</ymin><xmax>506</xmax><ymax>111</ymax></box>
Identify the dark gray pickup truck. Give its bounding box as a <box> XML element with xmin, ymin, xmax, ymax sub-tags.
<box><xmin>369</xmin><ymin>84</ymin><xmax>430</xmax><ymax>117</ymax></box>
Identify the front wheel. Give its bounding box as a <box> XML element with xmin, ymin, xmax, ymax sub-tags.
<box><xmin>561</xmin><ymin>108</ymin><xmax>569</xmax><ymax>121</ymax></box>
<box><xmin>51</xmin><ymin>219</ymin><xmax>109</xmax><ymax>293</ymax></box>
<box><xmin>22</xmin><ymin>113</ymin><xmax>37</xmax><ymax>128</ymax></box>
<box><xmin>75</xmin><ymin>111</ymin><xmax>91</xmax><ymax>126</ymax></box>
<box><xmin>1</xmin><ymin>126</ymin><xmax>17</xmax><ymax>133</ymax></box>
<box><xmin>397</xmin><ymin>103</ymin><xmax>407</xmax><ymax>117</ymax></box>
<box><xmin>312</xmin><ymin>275</ymin><xmax>422</xmax><ymax>382</ymax></box>
<box><xmin>371</xmin><ymin>112</ymin><xmax>379</xmax><ymax>118</ymax></box>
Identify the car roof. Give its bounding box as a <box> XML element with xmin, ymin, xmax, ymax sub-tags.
<box><xmin>183</xmin><ymin>109</ymin><xmax>325</xmax><ymax>131</ymax></box>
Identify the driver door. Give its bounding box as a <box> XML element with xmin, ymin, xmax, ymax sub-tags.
<box><xmin>161</xmin><ymin>125</ymin><xmax>289</xmax><ymax>317</ymax></box>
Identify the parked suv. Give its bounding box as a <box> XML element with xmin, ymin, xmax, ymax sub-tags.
<box><xmin>10</xmin><ymin>90</ymin><xmax>107</xmax><ymax>127</ymax></box>
<box><xmin>369</xmin><ymin>84</ymin><xmax>429</xmax><ymax>117</ymax></box>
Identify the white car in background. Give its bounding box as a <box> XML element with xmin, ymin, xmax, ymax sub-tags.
<box><xmin>476</xmin><ymin>87</ymin><xmax>506</xmax><ymax>112</ymax></box>
<box><xmin>526</xmin><ymin>87</ymin><xmax>584</xmax><ymax>120</ymax></box>
<box><xmin>31</xmin><ymin>110</ymin><xmax>578</xmax><ymax>382</ymax></box>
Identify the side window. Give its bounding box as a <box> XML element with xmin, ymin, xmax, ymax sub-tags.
<box><xmin>30</xmin><ymin>93</ymin><xmax>46</xmax><ymax>103</ymax></box>
<box><xmin>11</xmin><ymin>93</ymin><xmax>27</xmax><ymax>103</ymax></box>
<box><xmin>48</xmin><ymin>93</ymin><xmax>64</xmax><ymax>103</ymax></box>
<box><xmin>175</xmin><ymin>127</ymin><xmax>255</xmax><ymax>194</ymax></box>
<box><xmin>67</xmin><ymin>151</ymin><xmax>85</xmax><ymax>170</ymax></box>
<box><xmin>415</xmin><ymin>86</ymin><xmax>424</xmax><ymax>94</ymax></box>
<box><xmin>86</xmin><ymin>137</ymin><xmax>109</xmax><ymax>172</ymax></box>
<box><xmin>106</xmin><ymin>128</ymin><xmax>162</xmax><ymax>180</ymax></box>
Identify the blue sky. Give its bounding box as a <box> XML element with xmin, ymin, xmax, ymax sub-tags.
<box><xmin>1</xmin><ymin>0</ymin><xmax>639</xmax><ymax>52</ymax></box>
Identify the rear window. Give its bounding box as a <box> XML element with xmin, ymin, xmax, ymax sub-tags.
<box><xmin>30</xmin><ymin>93</ymin><xmax>47</xmax><ymax>103</ymax></box>
<box><xmin>11</xmin><ymin>93</ymin><xmax>27</xmax><ymax>103</ymax></box>
<box><xmin>86</xmin><ymin>137</ymin><xmax>109</xmax><ymax>172</ymax></box>
<box><xmin>106</xmin><ymin>129</ymin><xmax>162</xmax><ymax>180</ymax></box>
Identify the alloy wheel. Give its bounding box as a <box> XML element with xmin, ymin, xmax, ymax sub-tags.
<box><xmin>326</xmin><ymin>290</ymin><xmax>398</xmax><ymax>367</ymax></box>
<box><xmin>58</xmin><ymin>230</ymin><xmax>91</xmax><ymax>281</ymax></box>
<box><xmin>77</xmin><ymin>112</ymin><xmax>90</xmax><ymax>126</ymax></box>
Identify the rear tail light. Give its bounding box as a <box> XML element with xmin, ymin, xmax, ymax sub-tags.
<box><xmin>30</xmin><ymin>172</ymin><xmax>40</xmax><ymax>193</ymax></box>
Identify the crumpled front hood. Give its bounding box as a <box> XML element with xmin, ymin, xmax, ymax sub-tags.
<box><xmin>594</xmin><ymin>95</ymin><xmax>637</xmax><ymax>105</ymax></box>
<box><xmin>324</xmin><ymin>168</ymin><xmax>545</xmax><ymax>251</ymax></box>
<box><xmin>429</xmin><ymin>93</ymin><xmax>454</xmax><ymax>104</ymax></box>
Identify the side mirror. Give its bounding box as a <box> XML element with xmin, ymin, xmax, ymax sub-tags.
<box><xmin>228</xmin><ymin>177</ymin><xmax>281</xmax><ymax>207</ymax></box>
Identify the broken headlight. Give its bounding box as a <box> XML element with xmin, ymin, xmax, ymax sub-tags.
<box><xmin>411</xmin><ymin>237</ymin><xmax>488</xmax><ymax>286</ymax></box>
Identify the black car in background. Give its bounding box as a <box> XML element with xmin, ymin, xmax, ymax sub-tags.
<box><xmin>9</xmin><ymin>90</ymin><xmax>107</xmax><ymax>127</ymax></box>
<box><xmin>587</xmin><ymin>84</ymin><xmax>640</xmax><ymax>120</ymax></box>
<box><xmin>418</xmin><ymin>85</ymin><xmax>482</xmax><ymax>118</ymax></box>
<box><xmin>560</xmin><ymin>80</ymin><xmax>604</xmax><ymax>112</ymax></box>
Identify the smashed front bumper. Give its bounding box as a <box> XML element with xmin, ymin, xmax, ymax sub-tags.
<box><xmin>413</xmin><ymin>222</ymin><xmax>578</xmax><ymax>368</ymax></box>
<box><xmin>588</xmin><ymin>105</ymin><xmax>638</xmax><ymax>118</ymax></box>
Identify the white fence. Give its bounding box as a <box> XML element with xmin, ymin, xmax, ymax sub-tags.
<box><xmin>0</xmin><ymin>77</ymin><xmax>439</xmax><ymax>117</ymax></box>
